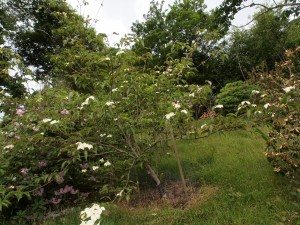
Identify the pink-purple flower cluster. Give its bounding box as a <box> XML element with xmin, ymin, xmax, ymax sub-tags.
<box><xmin>16</xmin><ymin>108</ymin><xmax>26</xmax><ymax>116</ymax></box>
<box><xmin>54</xmin><ymin>185</ymin><xmax>78</xmax><ymax>196</ymax></box>
<box><xmin>20</xmin><ymin>168</ymin><xmax>29</xmax><ymax>175</ymax></box>
<box><xmin>38</xmin><ymin>160</ymin><xmax>47</xmax><ymax>168</ymax></box>
<box><xmin>49</xmin><ymin>197</ymin><xmax>61</xmax><ymax>205</ymax></box>
<box><xmin>60</xmin><ymin>109</ymin><xmax>70</xmax><ymax>115</ymax></box>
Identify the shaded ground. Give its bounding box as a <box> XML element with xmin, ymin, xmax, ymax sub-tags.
<box><xmin>123</xmin><ymin>181</ymin><xmax>219</xmax><ymax>210</ymax></box>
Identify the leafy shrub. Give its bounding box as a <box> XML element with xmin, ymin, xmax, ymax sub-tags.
<box><xmin>0</xmin><ymin>42</ymin><xmax>211</xmax><ymax>221</ymax></box>
<box><xmin>216</xmin><ymin>81</ymin><xmax>260</xmax><ymax>114</ymax></box>
<box><xmin>256</xmin><ymin>47</ymin><xmax>300</xmax><ymax>182</ymax></box>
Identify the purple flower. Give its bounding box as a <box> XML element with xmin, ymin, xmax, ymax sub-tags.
<box><xmin>38</xmin><ymin>160</ymin><xmax>47</xmax><ymax>168</ymax></box>
<box><xmin>16</xmin><ymin>108</ymin><xmax>26</xmax><ymax>116</ymax></box>
<box><xmin>54</xmin><ymin>188</ymin><xmax>64</xmax><ymax>195</ymax></box>
<box><xmin>70</xmin><ymin>189</ymin><xmax>78</xmax><ymax>195</ymax></box>
<box><xmin>60</xmin><ymin>109</ymin><xmax>70</xmax><ymax>115</ymax></box>
<box><xmin>49</xmin><ymin>197</ymin><xmax>61</xmax><ymax>205</ymax></box>
<box><xmin>20</xmin><ymin>168</ymin><xmax>29</xmax><ymax>175</ymax></box>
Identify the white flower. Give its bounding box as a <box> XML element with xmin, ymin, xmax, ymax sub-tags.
<box><xmin>189</xmin><ymin>93</ymin><xmax>195</xmax><ymax>97</ymax></box>
<box><xmin>116</xmin><ymin>189</ymin><xmax>124</xmax><ymax>197</ymax></box>
<box><xmin>4</xmin><ymin>144</ymin><xmax>14</xmax><ymax>150</ymax></box>
<box><xmin>92</xmin><ymin>166</ymin><xmax>99</xmax><ymax>171</ymax></box>
<box><xmin>42</xmin><ymin>118</ymin><xmax>52</xmax><ymax>123</ymax></box>
<box><xmin>100</xmin><ymin>133</ymin><xmax>106</xmax><ymax>137</ymax></box>
<box><xmin>81</xmin><ymin>96</ymin><xmax>95</xmax><ymax>107</ymax></box>
<box><xmin>181</xmin><ymin>109</ymin><xmax>188</xmax><ymax>114</ymax></box>
<box><xmin>99</xmin><ymin>158</ymin><xmax>105</xmax><ymax>163</ymax></box>
<box><xmin>283</xmin><ymin>86</ymin><xmax>295</xmax><ymax>93</ymax></box>
<box><xmin>81</xmin><ymin>169</ymin><xmax>87</xmax><ymax>173</ymax></box>
<box><xmin>172</xmin><ymin>102</ymin><xmax>181</xmax><ymax>109</ymax></box>
<box><xmin>114</xmin><ymin>118</ymin><xmax>118</xmax><ymax>121</ymax></box>
<box><xmin>104</xmin><ymin>57</ymin><xmax>110</xmax><ymax>61</ymax></box>
<box><xmin>241</xmin><ymin>101</ymin><xmax>251</xmax><ymax>105</ymax></box>
<box><xmin>252</xmin><ymin>90</ymin><xmax>260</xmax><ymax>94</ymax></box>
<box><xmin>251</xmin><ymin>104</ymin><xmax>257</xmax><ymax>107</ymax></box>
<box><xmin>106</xmin><ymin>134</ymin><xmax>112</xmax><ymax>138</ymax></box>
<box><xmin>260</xmin><ymin>94</ymin><xmax>267</xmax><ymax>98</ymax></box>
<box><xmin>105</xmin><ymin>101</ymin><xmax>115</xmax><ymax>106</ymax></box>
<box><xmin>112</xmin><ymin>88</ymin><xmax>118</xmax><ymax>92</ymax></box>
<box><xmin>213</xmin><ymin>104</ymin><xmax>223</xmax><ymax>109</ymax></box>
<box><xmin>80</xmin><ymin>204</ymin><xmax>105</xmax><ymax>225</ymax></box>
<box><xmin>254</xmin><ymin>111</ymin><xmax>262</xmax><ymax>115</ymax></box>
<box><xmin>165</xmin><ymin>112</ymin><xmax>175</xmax><ymax>120</ymax></box>
<box><xmin>201</xmin><ymin>124</ymin><xmax>207</xmax><ymax>129</ymax></box>
<box><xmin>116</xmin><ymin>50</ymin><xmax>125</xmax><ymax>56</ymax></box>
<box><xmin>104</xmin><ymin>161</ymin><xmax>111</xmax><ymax>167</ymax></box>
<box><xmin>264</xmin><ymin>103</ymin><xmax>271</xmax><ymax>109</ymax></box>
<box><xmin>76</xmin><ymin>142</ymin><xmax>93</xmax><ymax>150</ymax></box>
<box><xmin>50</xmin><ymin>120</ymin><xmax>59</xmax><ymax>125</ymax></box>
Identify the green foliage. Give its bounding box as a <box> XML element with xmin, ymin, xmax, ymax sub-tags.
<box><xmin>215</xmin><ymin>81</ymin><xmax>260</xmax><ymax>114</ymax></box>
<box><xmin>131</xmin><ymin>0</ymin><xmax>226</xmax><ymax>86</ymax></box>
<box><xmin>0</xmin><ymin>48</ymin><xmax>27</xmax><ymax>98</ymax></box>
<box><xmin>6</xmin><ymin>0</ymin><xmax>106</xmax><ymax>82</ymax></box>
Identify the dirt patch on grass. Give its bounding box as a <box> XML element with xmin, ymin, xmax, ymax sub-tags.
<box><xmin>120</xmin><ymin>181</ymin><xmax>219</xmax><ymax>210</ymax></box>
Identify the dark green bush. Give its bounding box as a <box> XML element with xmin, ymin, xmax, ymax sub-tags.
<box><xmin>216</xmin><ymin>81</ymin><xmax>260</xmax><ymax>114</ymax></box>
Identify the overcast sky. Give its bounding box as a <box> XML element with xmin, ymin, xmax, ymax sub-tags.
<box><xmin>67</xmin><ymin>0</ymin><xmax>268</xmax><ymax>45</ymax></box>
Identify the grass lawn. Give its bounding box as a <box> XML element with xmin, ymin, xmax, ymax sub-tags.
<box><xmin>44</xmin><ymin>128</ymin><xmax>299</xmax><ymax>225</ymax></box>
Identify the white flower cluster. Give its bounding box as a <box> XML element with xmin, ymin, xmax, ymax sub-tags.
<box><xmin>165</xmin><ymin>112</ymin><xmax>175</xmax><ymax>120</ymax></box>
<box><xmin>237</xmin><ymin>101</ymin><xmax>256</xmax><ymax>111</ymax></box>
<box><xmin>104</xmin><ymin>161</ymin><xmax>111</xmax><ymax>167</ymax></box>
<box><xmin>213</xmin><ymin>104</ymin><xmax>223</xmax><ymax>110</ymax></box>
<box><xmin>283</xmin><ymin>86</ymin><xmax>295</xmax><ymax>93</ymax></box>
<box><xmin>251</xmin><ymin>90</ymin><xmax>260</xmax><ymax>94</ymax></box>
<box><xmin>76</xmin><ymin>142</ymin><xmax>93</xmax><ymax>150</ymax></box>
<box><xmin>172</xmin><ymin>102</ymin><xmax>181</xmax><ymax>109</ymax></box>
<box><xmin>3</xmin><ymin>144</ymin><xmax>14</xmax><ymax>150</ymax></box>
<box><xmin>80</xmin><ymin>203</ymin><xmax>105</xmax><ymax>225</ymax></box>
<box><xmin>81</xmin><ymin>96</ymin><xmax>95</xmax><ymax>108</ymax></box>
<box><xmin>42</xmin><ymin>118</ymin><xmax>60</xmax><ymax>124</ymax></box>
<box><xmin>105</xmin><ymin>101</ymin><xmax>115</xmax><ymax>106</ymax></box>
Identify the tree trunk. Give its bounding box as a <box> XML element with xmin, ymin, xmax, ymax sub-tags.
<box><xmin>144</xmin><ymin>163</ymin><xmax>167</xmax><ymax>198</ymax></box>
<box><xmin>169</xmin><ymin>125</ymin><xmax>188</xmax><ymax>197</ymax></box>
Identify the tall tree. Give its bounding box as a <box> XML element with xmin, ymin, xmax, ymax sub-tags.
<box><xmin>131</xmin><ymin>0</ymin><xmax>224</xmax><ymax>86</ymax></box>
<box><xmin>4</xmin><ymin>0</ymin><xmax>107</xmax><ymax>93</ymax></box>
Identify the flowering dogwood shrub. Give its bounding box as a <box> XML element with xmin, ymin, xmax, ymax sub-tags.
<box><xmin>0</xmin><ymin>39</ymin><xmax>213</xmax><ymax>221</ymax></box>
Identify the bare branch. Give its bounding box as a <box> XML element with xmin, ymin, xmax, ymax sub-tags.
<box><xmin>232</xmin><ymin>2</ymin><xmax>300</xmax><ymax>28</ymax></box>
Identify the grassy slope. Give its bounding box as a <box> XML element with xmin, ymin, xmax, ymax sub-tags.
<box><xmin>45</xmin><ymin>129</ymin><xmax>299</xmax><ymax>225</ymax></box>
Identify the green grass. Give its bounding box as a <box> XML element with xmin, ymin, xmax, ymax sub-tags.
<box><xmin>44</xmin><ymin>128</ymin><xmax>299</xmax><ymax>225</ymax></box>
